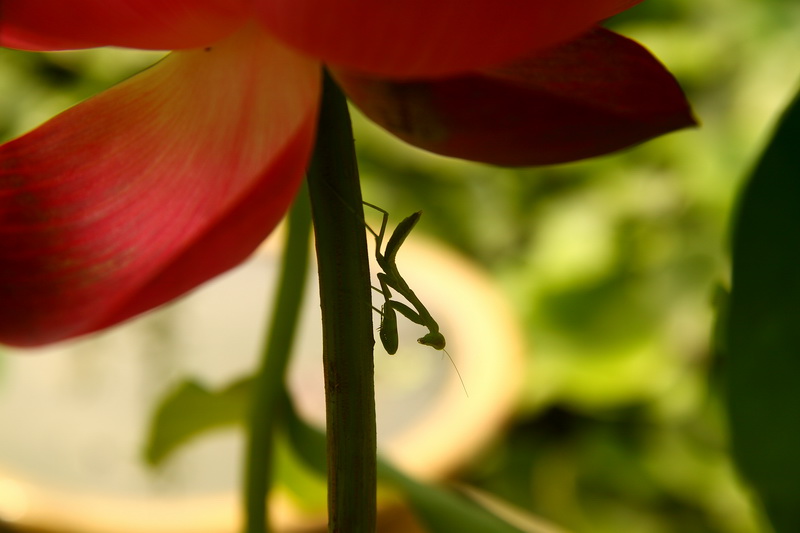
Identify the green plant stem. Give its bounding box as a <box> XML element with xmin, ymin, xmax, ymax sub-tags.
<box><xmin>306</xmin><ymin>71</ymin><xmax>377</xmax><ymax>532</ymax></box>
<box><xmin>242</xmin><ymin>180</ymin><xmax>312</xmax><ymax>533</ymax></box>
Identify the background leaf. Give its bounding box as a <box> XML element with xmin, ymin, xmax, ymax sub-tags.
<box><xmin>143</xmin><ymin>377</ymin><xmax>252</xmax><ymax>466</ymax></box>
<box><xmin>280</xmin><ymin>396</ymin><xmax>530</xmax><ymax>533</ymax></box>
<box><xmin>726</xmin><ymin>83</ymin><xmax>800</xmax><ymax>532</ymax></box>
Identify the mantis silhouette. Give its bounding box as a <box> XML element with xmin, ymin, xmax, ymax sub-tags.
<box><xmin>363</xmin><ymin>202</ymin><xmax>468</xmax><ymax>396</ymax></box>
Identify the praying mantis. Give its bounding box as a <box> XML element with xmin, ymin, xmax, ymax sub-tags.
<box><xmin>362</xmin><ymin>202</ymin><xmax>468</xmax><ymax>395</ymax></box>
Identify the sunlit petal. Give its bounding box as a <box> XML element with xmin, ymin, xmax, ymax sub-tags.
<box><xmin>0</xmin><ymin>25</ymin><xmax>320</xmax><ymax>346</ymax></box>
<box><xmin>334</xmin><ymin>28</ymin><xmax>696</xmax><ymax>165</ymax></box>
<box><xmin>0</xmin><ymin>0</ymin><xmax>248</xmax><ymax>50</ymax></box>
<box><xmin>256</xmin><ymin>0</ymin><xmax>641</xmax><ymax>77</ymax></box>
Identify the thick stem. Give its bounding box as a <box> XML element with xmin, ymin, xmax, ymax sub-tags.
<box><xmin>306</xmin><ymin>71</ymin><xmax>377</xmax><ymax>533</ymax></box>
<box><xmin>242</xmin><ymin>181</ymin><xmax>312</xmax><ymax>533</ymax></box>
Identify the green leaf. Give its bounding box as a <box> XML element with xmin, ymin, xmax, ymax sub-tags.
<box><xmin>143</xmin><ymin>378</ymin><xmax>547</xmax><ymax>532</ymax></box>
<box><xmin>726</xmin><ymin>84</ymin><xmax>800</xmax><ymax>532</ymax></box>
<box><xmin>143</xmin><ymin>377</ymin><xmax>253</xmax><ymax>467</ymax></box>
<box><xmin>280</xmin><ymin>391</ymin><xmax>327</xmax><ymax>478</ymax></box>
<box><xmin>378</xmin><ymin>464</ymin><xmax>528</xmax><ymax>533</ymax></box>
<box><xmin>273</xmin><ymin>434</ymin><xmax>328</xmax><ymax>513</ymax></box>
<box><xmin>280</xmin><ymin>396</ymin><xmax>527</xmax><ymax>533</ymax></box>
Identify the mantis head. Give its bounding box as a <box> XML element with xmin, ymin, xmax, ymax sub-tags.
<box><xmin>418</xmin><ymin>332</ymin><xmax>446</xmax><ymax>350</ymax></box>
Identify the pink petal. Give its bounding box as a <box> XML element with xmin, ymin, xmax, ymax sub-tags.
<box><xmin>0</xmin><ymin>25</ymin><xmax>320</xmax><ymax>346</ymax></box>
<box><xmin>333</xmin><ymin>28</ymin><xmax>696</xmax><ymax>165</ymax></box>
<box><xmin>255</xmin><ymin>0</ymin><xmax>641</xmax><ymax>78</ymax></box>
<box><xmin>0</xmin><ymin>0</ymin><xmax>248</xmax><ymax>50</ymax></box>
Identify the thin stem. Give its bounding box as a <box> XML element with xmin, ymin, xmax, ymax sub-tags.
<box><xmin>306</xmin><ymin>71</ymin><xmax>377</xmax><ymax>533</ymax></box>
<box><xmin>242</xmin><ymin>180</ymin><xmax>312</xmax><ymax>533</ymax></box>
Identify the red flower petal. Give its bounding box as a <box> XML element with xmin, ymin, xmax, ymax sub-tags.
<box><xmin>0</xmin><ymin>25</ymin><xmax>320</xmax><ymax>346</ymax></box>
<box><xmin>256</xmin><ymin>0</ymin><xmax>641</xmax><ymax>77</ymax></box>
<box><xmin>333</xmin><ymin>28</ymin><xmax>696</xmax><ymax>165</ymax></box>
<box><xmin>0</xmin><ymin>0</ymin><xmax>248</xmax><ymax>50</ymax></box>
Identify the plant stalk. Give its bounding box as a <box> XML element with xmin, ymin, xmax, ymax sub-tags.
<box><xmin>242</xmin><ymin>181</ymin><xmax>312</xmax><ymax>533</ymax></box>
<box><xmin>306</xmin><ymin>70</ymin><xmax>377</xmax><ymax>533</ymax></box>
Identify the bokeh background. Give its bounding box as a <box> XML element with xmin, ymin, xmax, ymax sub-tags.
<box><xmin>2</xmin><ymin>1</ymin><xmax>800</xmax><ymax>532</ymax></box>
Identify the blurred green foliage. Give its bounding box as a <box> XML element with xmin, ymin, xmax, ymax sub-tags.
<box><xmin>2</xmin><ymin>1</ymin><xmax>800</xmax><ymax>532</ymax></box>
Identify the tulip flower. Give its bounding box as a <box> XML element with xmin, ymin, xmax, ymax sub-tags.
<box><xmin>0</xmin><ymin>1</ymin><xmax>694</xmax><ymax>347</ymax></box>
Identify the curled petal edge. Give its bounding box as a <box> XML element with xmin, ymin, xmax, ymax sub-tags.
<box><xmin>334</xmin><ymin>28</ymin><xmax>696</xmax><ymax>166</ymax></box>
